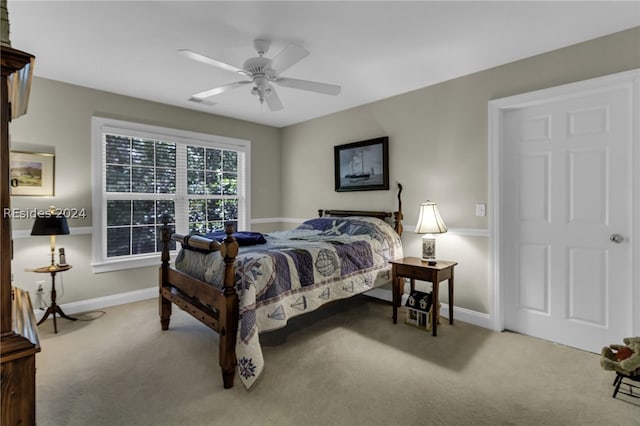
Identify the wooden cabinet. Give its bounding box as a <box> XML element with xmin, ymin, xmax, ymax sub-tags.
<box><xmin>1</xmin><ymin>44</ymin><xmax>39</xmax><ymax>426</ymax></box>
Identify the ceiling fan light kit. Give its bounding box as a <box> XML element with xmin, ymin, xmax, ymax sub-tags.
<box><xmin>181</xmin><ymin>38</ymin><xmax>341</xmax><ymax>111</ymax></box>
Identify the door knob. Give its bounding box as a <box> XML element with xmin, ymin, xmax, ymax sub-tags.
<box><xmin>610</xmin><ymin>233</ymin><xmax>624</xmax><ymax>244</ymax></box>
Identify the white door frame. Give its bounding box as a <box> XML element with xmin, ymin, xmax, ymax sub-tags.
<box><xmin>488</xmin><ymin>69</ymin><xmax>640</xmax><ymax>337</ymax></box>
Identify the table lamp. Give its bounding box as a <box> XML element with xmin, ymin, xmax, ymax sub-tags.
<box><xmin>31</xmin><ymin>206</ymin><xmax>69</xmax><ymax>269</ymax></box>
<box><xmin>415</xmin><ymin>201</ymin><xmax>447</xmax><ymax>265</ymax></box>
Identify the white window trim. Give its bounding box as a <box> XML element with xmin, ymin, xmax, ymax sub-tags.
<box><xmin>91</xmin><ymin>116</ymin><xmax>251</xmax><ymax>273</ymax></box>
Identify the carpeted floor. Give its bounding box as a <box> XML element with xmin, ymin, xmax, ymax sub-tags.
<box><xmin>34</xmin><ymin>296</ymin><xmax>638</xmax><ymax>426</ymax></box>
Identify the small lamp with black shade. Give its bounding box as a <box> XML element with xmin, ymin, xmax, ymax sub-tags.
<box><xmin>31</xmin><ymin>206</ymin><xmax>69</xmax><ymax>270</ymax></box>
<box><xmin>415</xmin><ymin>201</ymin><xmax>447</xmax><ymax>265</ymax></box>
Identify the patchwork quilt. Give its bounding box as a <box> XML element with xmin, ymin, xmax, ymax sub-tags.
<box><xmin>174</xmin><ymin>216</ymin><xmax>403</xmax><ymax>389</ymax></box>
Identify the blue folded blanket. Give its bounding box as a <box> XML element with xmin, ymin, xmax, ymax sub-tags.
<box><xmin>203</xmin><ymin>231</ymin><xmax>267</xmax><ymax>246</ymax></box>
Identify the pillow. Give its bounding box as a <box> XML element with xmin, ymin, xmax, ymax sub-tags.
<box><xmin>298</xmin><ymin>216</ymin><xmax>385</xmax><ymax>237</ymax></box>
<box><xmin>203</xmin><ymin>230</ymin><xmax>267</xmax><ymax>246</ymax></box>
<box><xmin>298</xmin><ymin>217</ymin><xmax>346</xmax><ymax>233</ymax></box>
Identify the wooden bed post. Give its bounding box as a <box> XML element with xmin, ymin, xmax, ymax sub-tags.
<box><xmin>218</xmin><ymin>223</ymin><xmax>239</xmax><ymax>389</ymax></box>
<box><xmin>394</xmin><ymin>183</ymin><xmax>404</xmax><ymax>236</ymax></box>
<box><xmin>159</xmin><ymin>214</ymin><xmax>172</xmax><ymax>331</ymax></box>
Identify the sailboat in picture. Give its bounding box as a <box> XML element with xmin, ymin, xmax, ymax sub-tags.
<box><xmin>345</xmin><ymin>149</ymin><xmax>371</xmax><ymax>182</ymax></box>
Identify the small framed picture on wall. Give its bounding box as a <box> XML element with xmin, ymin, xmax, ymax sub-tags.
<box><xmin>10</xmin><ymin>151</ymin><xmax>55</xmax><ymax>196</ymax></box>
<box><xmin>334</xmin><ymin>136</ymin><xmax>389</xmax><ymax>192</ymax></box>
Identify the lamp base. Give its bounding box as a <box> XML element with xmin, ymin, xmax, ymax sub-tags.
<box><xmin>421</xmin><ymin>234</ymin><xmax>436</xmax><ymax>262</ymax></box>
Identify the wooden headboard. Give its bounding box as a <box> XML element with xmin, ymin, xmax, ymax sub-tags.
<box><xmin>318</xmin><ymin>183</ymin><xmax>404</xmax><ymax>236</ymax></box>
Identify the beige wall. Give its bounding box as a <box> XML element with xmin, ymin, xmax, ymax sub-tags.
<box><xmin>10</xmin><ymin>78</ymin><xmax>281</xmax><ymax>302</ymax></box>
<box><xmin>280</xmin><ymin>27</ymin><xmax>640</xmax><ymax>314</ymax></box>
<box><xmin>9</xmin><ymin>27</ymin><xmax>639</xmax><ymax>313</ymax></box>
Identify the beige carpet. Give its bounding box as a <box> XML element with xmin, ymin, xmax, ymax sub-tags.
<box><xmin>34</xmin><ymin>296</ymin><xmax>638</xmax><ymax>426</ymax></box>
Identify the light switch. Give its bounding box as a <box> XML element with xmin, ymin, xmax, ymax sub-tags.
<box><xmin>476</xmin><ymin>203</ymin><xmax>486</xmax><ymax>217</ymax></box>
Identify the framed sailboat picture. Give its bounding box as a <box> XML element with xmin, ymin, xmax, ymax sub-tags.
<box><xmin>334</xmin><ymin>137</ymin><xmax>389</xmax><ymax>192</ymax></box>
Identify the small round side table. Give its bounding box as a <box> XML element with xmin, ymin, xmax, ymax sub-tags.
<box><xmin>30</xmin><ymin>264</ymin><xmax>75</xmax><ymax>333</ymax></box>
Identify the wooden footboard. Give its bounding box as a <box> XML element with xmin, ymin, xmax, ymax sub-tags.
<box><xmin>159</xmin><ymin>216</ymin><xmax>239</xmax><ymax>388</ymax></box>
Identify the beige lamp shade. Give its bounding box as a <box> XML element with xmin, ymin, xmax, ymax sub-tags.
<box><xmin>415</xmin><ymin>202</ymin><xmax>447</xmax><ymax>234</ymax></box>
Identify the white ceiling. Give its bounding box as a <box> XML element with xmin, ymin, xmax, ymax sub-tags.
<box><xmin>8</xmin><ymin>1</ymin><xmax>640</xmax><ymax>128</ymax></box>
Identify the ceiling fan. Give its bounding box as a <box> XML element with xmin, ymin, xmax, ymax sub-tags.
<box><xmin>179</xmin><ymin>39</ymin><xmax>341</xmax><ymax>111</ymax></box>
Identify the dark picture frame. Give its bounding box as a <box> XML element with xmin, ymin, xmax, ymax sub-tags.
<box><xmin>334</xmin><ymin>136</ymin><xmax>389</xmax><ymax>192</ymax></box>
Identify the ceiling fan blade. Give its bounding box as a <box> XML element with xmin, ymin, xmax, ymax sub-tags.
<box><xmin>265</xmin><ymin>87</ymin><xmax>284</xmax><ymax>111</ymax></box>
<box><xmin>271</xmin><ymin>43</ymin><xmax>310</xmax><ymax>73</ymax></box>
<box><xmin>191</xmin><ymin>81</ymin><xmax>252</xmax><ymax>101</ymax></box>
<box><xmin>275</xmin><ymin>77</ymin><xmax>341</xmax><ymax>96</ymax></box>
<box><xmin>179</xmin><ymin>49</ymin><xmax>248</xmax><ymax>75</ymax></box>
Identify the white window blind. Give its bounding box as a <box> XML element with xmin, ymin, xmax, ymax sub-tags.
<box><xmin>91</xmin><ymin>117</ymin><xmax>251</xmax><ymax>273</ymax></box>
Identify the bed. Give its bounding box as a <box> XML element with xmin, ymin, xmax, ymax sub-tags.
<box><xmin>159</xmin><ymin>185</ymin><xmax>404</xmax><ymax>389</ymax></box>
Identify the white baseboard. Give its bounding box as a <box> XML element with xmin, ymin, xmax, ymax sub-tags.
<box><xmin>34</xmin><ymin>287</ymin><xmax>157</xmax><ymax>323</ymax></box>
<box><xmin>365</xmin><ymin>287</ymin><xmax>493</xmax><ymax>330</ymax></box>
<box><xmin>35</xmin><ymin>285</ymin><xmax>494</xmax><ymax>332</ymax></box>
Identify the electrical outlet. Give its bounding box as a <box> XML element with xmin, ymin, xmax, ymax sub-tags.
<box><xmin>476</xmin><ymin>203</ymin><xmax>486</xmax><ymax>217</ymax></box>
<box><xmin>36</xmin><ymin>280</ymin><xmax>45</xmax><ymax>294</ymax></box>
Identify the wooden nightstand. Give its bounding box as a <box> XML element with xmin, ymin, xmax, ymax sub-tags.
<box><xmin>390</xmin><ymin>257</ymin><xmax>457</xmax><ymax>336</ymax></box>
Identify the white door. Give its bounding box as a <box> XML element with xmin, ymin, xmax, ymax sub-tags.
<box><xmin>502</xmin><ymin>82</ymin><xmax>634</xmax><ymax>353</ymax></box>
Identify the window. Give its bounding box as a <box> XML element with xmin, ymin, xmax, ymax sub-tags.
<box><xmin>91</xmin><ymin>117</ymin><xmax>250</xmax><ymax>272</ymax></box>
